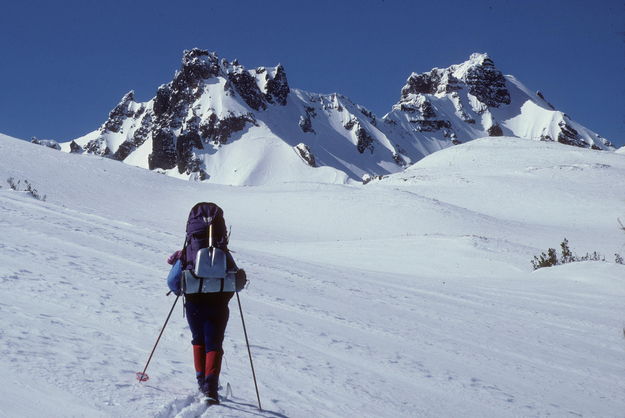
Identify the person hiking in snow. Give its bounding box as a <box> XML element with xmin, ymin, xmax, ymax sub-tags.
<box><xmin>167</xmin><ymin>202</ymin><xmax>246</xmax><ymax>404</ymax></box>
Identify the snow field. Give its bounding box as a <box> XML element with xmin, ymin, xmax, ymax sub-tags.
<box><xmin>1</xmin><ymin>134</ymin><xmax>625</xmax><ymax>417</ymax></box>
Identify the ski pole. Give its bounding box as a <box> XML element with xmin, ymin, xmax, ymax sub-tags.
<box><xmin>136</xmin><ymin>294</ymin><xmax>180</xmax><ymax>382</ymax></box>
<box><xmin>236</xmin><ymin>292</ymin><xmax>262</xmax><ymax>411</ymax></box>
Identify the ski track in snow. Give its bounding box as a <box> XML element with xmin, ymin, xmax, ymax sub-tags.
<box><xmin>2</xmin><ymin>136</ymin><xmax>625</xmax><ymax>417</ymax></box>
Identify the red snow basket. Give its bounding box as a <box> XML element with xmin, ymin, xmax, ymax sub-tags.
<box><xmin>136</xmin><ymin>372</ymin><xmax>149</xmax><ymax>382</ymax></box>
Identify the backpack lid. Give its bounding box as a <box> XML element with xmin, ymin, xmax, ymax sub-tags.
<box><xmin>186</xmin><ymin>202</ymin><xmax>224</xmax><ymax>237</ymax></box>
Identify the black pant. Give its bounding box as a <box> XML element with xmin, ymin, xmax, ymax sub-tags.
<box><xmin>185</xmin><ymin>292</ymin><xmax>234</xmax><ymax>351</ymax></box>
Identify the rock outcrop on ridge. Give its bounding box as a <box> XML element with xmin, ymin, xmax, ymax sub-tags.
<box><xmin>63</xmin><ymin>50</ymin><xmax>613</xmax><ymax>185</ymax></box>
<box><xmin>381</xmin><ymin>53</ymin><xmax>612</xmax><ymax>163</ymax></box>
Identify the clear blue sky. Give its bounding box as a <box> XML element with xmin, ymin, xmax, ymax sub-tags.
<box><xmin>1</xmin><ymin>0</ymin><xmax>623</xmax><ymax>146</ymax></box>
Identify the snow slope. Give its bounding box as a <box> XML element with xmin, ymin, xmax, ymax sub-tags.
<box><xmin>2</xmin><ymin>133</ymin><xmax>625</xmax><ymax>417</ymax></box>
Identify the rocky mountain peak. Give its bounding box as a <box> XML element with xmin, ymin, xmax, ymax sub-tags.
<box><xmin>264</xmin><ymin>64</ymin><xmax>290</xmax><ymax>105</ymax></box>
<box><xmin>400</xmin><ymin>53</ymin><xmax>510</xmax><ymax>107</ymax></box>
<box><xmin>460</xmin><ymin>53</ymin><xmax>510</xmax><ymax>107</ymax></box>
<box><xmin>180</xmin><ymin>48</ymin><xmax>221</xmax><ymax>81</ymax></box>
<box><xmin>386</xmin><ymin>53</ymin><xmax>611</xmax><ymax>153</ymax></box>
<box><xmin>102</xmin><ymin>91</ymin><xmax>137</xmax><ymax>133</ymax></box>
<box><xmin>65</xmin><ymin>49</ymin><xmax>615</xmax><ymax>185</ymax></box>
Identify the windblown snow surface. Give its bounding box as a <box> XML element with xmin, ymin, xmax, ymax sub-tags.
<box><xmin>1</xmin><ymin>133</ymin><xmax>625</xmax><ymax>417</ymax></box>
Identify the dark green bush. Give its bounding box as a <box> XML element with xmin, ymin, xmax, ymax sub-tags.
<box><xmin>532</xmin><ymin>238</ymin><xmax>619</xmax><ymax>270</ymax></box>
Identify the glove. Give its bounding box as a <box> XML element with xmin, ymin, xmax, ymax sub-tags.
<box><xmin>167</xmin><ymin>250</ymin><xmax>183</xmax><ymax>265</ymax></box>
<box><xmin>235</xmin><ymin>268</ymin><xmax>247</xmax><ymax>292</ymax></box>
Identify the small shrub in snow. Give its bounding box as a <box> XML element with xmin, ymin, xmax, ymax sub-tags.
<box><xmin>532</xmin><ymin>247</ymin><xmax>559</xmax><ymax>269</ymax></box>
<box><xmin>615</xmin><ymin>253</ymin><xmax>624</xmax><ymax>265</ymax></box>
<box><xmin>532</xmin><ymin>238</ymin><xmax>607</xmax><ymax>270</ymax></box>
<box><xmin>7</xmin><ymin>177</ymin><xmax>18</xmax><ymax>190</ymax></box>
<box><xmin>5</xmin><ymin>177</ymin><xmax>46</xmax><ymax>201</ymax></box>
<box><xmin>559</xmin><ymin>238</ymin><xmax>574</xmax><ymax>264</ymax></box>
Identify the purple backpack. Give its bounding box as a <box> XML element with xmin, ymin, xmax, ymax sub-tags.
<box><xmin>167</xmin><ymin>202</ymin><xmax>245</xmax><ymax>295</ymax></box>
<box><xmin>182</xmin><ymin>202</ymin><xmax>229</xmax><ymax>271</ymax></box>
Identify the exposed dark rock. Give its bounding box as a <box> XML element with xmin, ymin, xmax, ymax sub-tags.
<box><xmin>392</xmin><ymin>153</ymin><xmax>407</xmax><ymax>167</ymax></box>
<box><xmin>299</xmin><ymin>107</ymin><xmax>316</xmax><ymax>133</ymax></box>
<box><xmin>418</xmin><ymin>100</ymin><xmax>436</xmax><ymax>119</ymax></box>
<box><xmin>343</xmin><ymin>118</ymin><xmax>357</xmax><ymax>131</ymax></box>
<box><xmin>557</xmin><ymin>120</ymin><xmax>585</xmax><ymax>147</ymax></box>
<box><xmin>319</xmin><ymin>94</ymin><xmax>346</xmax><ymax>112</ymax></box>
<box><xmin>135</xmin><ymin>104</ymin><xmax>145</xmax><ymax>118</ymax></box>
<box><xmin>197</xmin><ymin>169</ymin><xmax>209</xmax><ymax>181</ymax></box>
<box><xmin>595</xmin><ymin>135</ymin><xmax>613</xmax><ymax>148</ymax></box>
<box><xmin>83</xmin><ymin>137</ymin><xmax>111</xmax><ymax>156</ymax></box>
<box><xmin>451</xmin><ymin>139</ymin><xmax>463</xmax><ymax>145</ymax></box>
<box><xmin>401</xmin><ymin>69</ymin><xmax>463</xmax><ymax>99</ymax></box>
<box><xmin>355</xmin><ymin>125</ymin><xmax>374</xmax><ymax>153</ymax></box>
<box><xmin>69</xmin><ymin>140</ymin><xmax>83</xmax><ymax>154</ymax></box>
<box><xmin>410</xmin><ymin>119</ymin><xmax>452</xmax><ymax>132</ymax></box>
<box><xmin>153</xmin><ymin>50</ymin><xmax>220</xmax><ymax>134</ymax></box>
<box><xmin>30</xmin><ymin>137</ymin><xmax>61</xmax><ymax>150</ymax></box>
<box><xmin>399</xmin><ymin>98</ymin><xmax>436</xmax><ymax>119</ymax></box>
<box><xmin>176</xmin><ymin>130</ymin><xmax>203</xmax><ymax>174</ymax></box>
<box><xmin>114</xmin><ymin>115</ymin><xmax>153</xmax><ymax>161</ymax></box>
<box><xmin>294</xmin><ymin>143</ymin><xmax>316</xmax><ymax>167</ymax></box>
<box><xmin>265</xmin><ymin>64</ymin><xmax>290</xmax><ymax>105</ymax></box>
<box><xmin>185</xmin><ymin>115</ymin><xmax>201</xmax><ymax>132</ymax></box>
<box><xmin>228</xmin><ymin>69</ymin><xmax>267</xmax><ymax>111</ymax></box>
<box><xmin>362</xmin><ymin>174</ymin><xmax>384</xmax><ymax>184</ymax></box>
<box><xmin>154</xmin><ymin>84</ymin><xmax>172</xmax><ymax>117</ymax></box>
<box><xmin>199</xmin><ymin>113</ymin><xmax>255</xmax><ymax>144</ymax></box>
<box><xmin>114</xmin><ymin>141</ymin><xmax>136</xmax><ymax>161</ymax></box>
<box><xmin>299</xmin><ymin>115</ymin><xmax>314</xmax><ymax>133</ymax></box>
<box><xmin>487</xmin><ymin>124</ymin><xmax>503</xmax><ymax>136</ymax></box>
<box><xmin>149</xmin><ymin>129</ymin><xmax>176</xmax><ymax>170</ymax></box>
<box><xmin>439</xmin><ymin>73</ymin><xmax>462</xmax><ymax>93</ymax></box>
<box><xmin>536</xmin><ymin>91</ymin><xmax>555</xmax><ymax>110</ymax></box>
<box><xmin>103</xmin><ymin>91</ymin><xmax>136</xmax><ymax>133</ymax></box>
<box><xmin>465</xmin><ymin>57</ymin><xmax>510</xmax><ymax>107</ymax></box>
<box><xmin>304</xmin><ymin>106</ymin><xmax>317</xmax><ymax>118</ymax></box>
<box><xmin>332</xmin><ymin>94</ymin><xmax>343</xmax><ymax>112</ymax></box>
<box><xmin>443</xmin><ymin>129</ymin><xmax>457</xmax><ymax>139</ymax></box>
<box><xmin>360</xmin><ymin>107</ymin><xmax>375</xmax><ymax>120</ymax></box>
<box><xmin>401</xmin><ymin>72</ymin><xmax>440</xmax><ymax>97</ymax></box>
<box><xmin>179</xmin><ymin>48</ymin><xmax>220</xmax><ymax>86</ymax></box>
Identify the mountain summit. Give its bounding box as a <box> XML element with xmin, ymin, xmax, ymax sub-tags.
<box><xmin>62</xmin><ymin>50</ymin><xmax>614</xmax><ymax>185</ymax></box>
<box><xmin>382</xmin><ymin>52</ymin><xmax>612</xmax><ymax>156</ymax></box>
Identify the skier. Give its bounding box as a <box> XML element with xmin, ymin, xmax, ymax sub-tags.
<box><xmin>167</xmin><ymin>202</ymin><xmax>245</xmax><ymax>405</ymax></box>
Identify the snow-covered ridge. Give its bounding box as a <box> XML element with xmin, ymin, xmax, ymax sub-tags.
<box><xmin>60</xmin><ymin>49</ymin><xmax>615</xmax><ymax>185</ymax></box>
